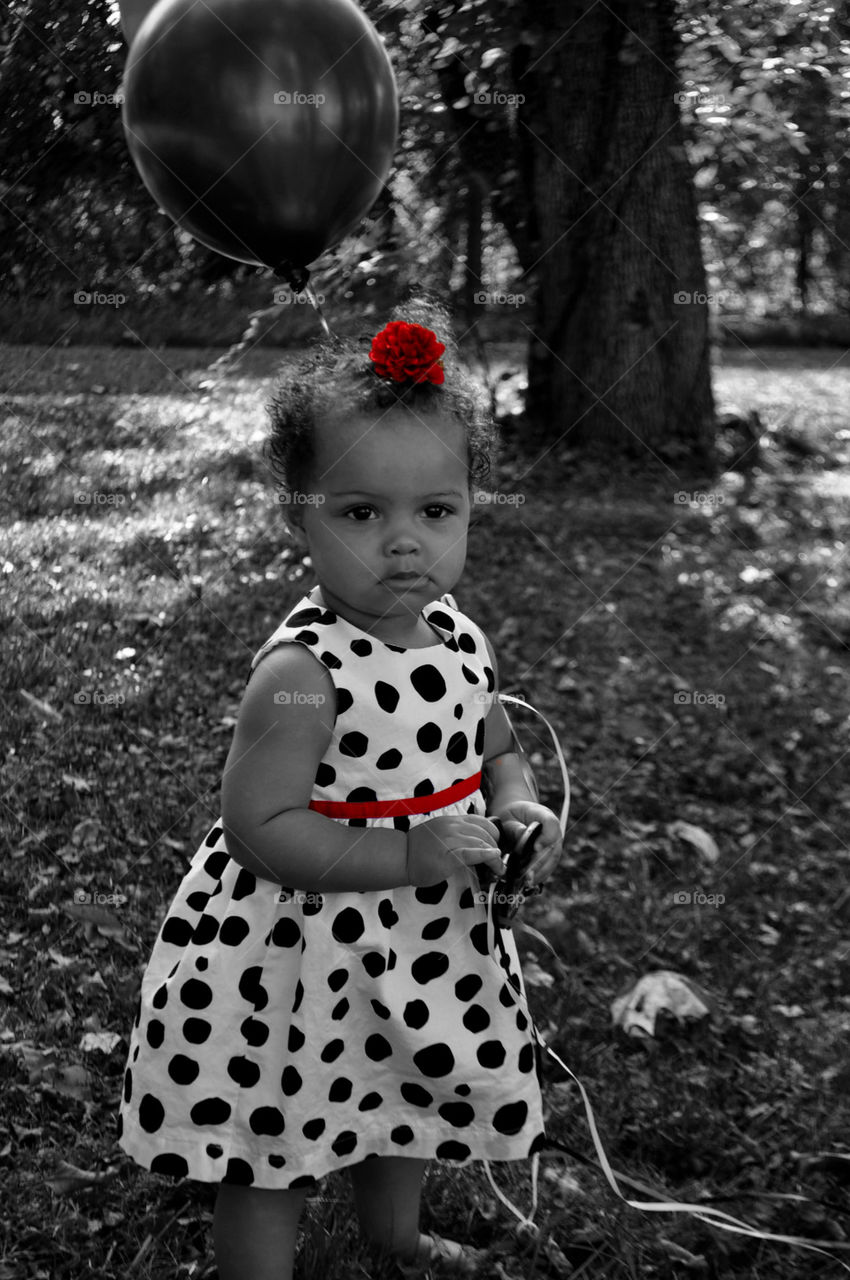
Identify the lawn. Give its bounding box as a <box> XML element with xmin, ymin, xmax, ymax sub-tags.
<box><xmin>1</xmin><ymin>338</ymin><xmax>849</xmax><ymax>1279</ymax></box>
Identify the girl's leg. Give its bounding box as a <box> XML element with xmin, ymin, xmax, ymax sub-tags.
<box><xmin>213</xmin><ymin>1182</ymin><xmax>310</xmax><ymax>1280</ymax></box>
<box><xmin>349</xmin><ymin>1155</ymin><xmax>426</xmax><ymax>1261</ymax></box>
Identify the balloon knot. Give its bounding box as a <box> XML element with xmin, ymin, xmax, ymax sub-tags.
<box><xmin>273</xmin><ymin>262</ymin><xmax>310</xmax><ymax>292</ymax></box>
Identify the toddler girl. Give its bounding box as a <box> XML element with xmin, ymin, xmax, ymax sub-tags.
<box><xmin>117</xmin><ymin>298</ymin><xmax>564</xmax><ymax>1279</ymax></box>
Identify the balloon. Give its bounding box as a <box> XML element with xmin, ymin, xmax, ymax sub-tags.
<box><xmin>121</xmin><ymin>0</ymin><xmax>398</xmax><ymax>282</ymax></box>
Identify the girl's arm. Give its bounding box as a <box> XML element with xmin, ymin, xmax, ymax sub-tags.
<box><xmin>480</xmin><ymin>636</ymin><xmax>564</xmax><ymax>886</ymax></box>
<box><xmin>221</xmin><ymin>644</ymin><xmax>410</xmax><ymax>891</ymax></box>
<box><xmin>220</xmin><ymin>644</ymin><xmax>500</xmax><ymax>891</ymax></box>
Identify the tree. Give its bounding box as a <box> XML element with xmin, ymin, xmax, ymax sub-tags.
<box><xmin>414</xmin><ymin>0</ymin><xmax>716</xmax><ymax>469</ymax></box>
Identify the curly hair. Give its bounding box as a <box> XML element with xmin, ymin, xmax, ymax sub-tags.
<box><xmin>264</xmin><ymin>294</ymin><xmax>497</xmax><ymax>499</ymax></box>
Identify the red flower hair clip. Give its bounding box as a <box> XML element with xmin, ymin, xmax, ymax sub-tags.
<box><xmin>369</xmin><ymin>321</ymin><xmax>445</xmax><ymax>386</ymax></box>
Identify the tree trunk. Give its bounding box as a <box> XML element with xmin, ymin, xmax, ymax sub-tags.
<box><xmin>515</xmin><ymin>0</ymin><xmax>715</xmax><ymax>470</ymax></box>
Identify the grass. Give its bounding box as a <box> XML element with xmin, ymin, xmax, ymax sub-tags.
<box><xmin>1</xmin><ymin>338</ymin><xmax>850</xmax><ymax>1279</ymax></box>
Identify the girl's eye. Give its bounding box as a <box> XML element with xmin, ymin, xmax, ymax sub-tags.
<box><xmin>344</xmin><ymin>505</ymin><xmax>378</xmax><ymax>521</ymax></box>
<box><xmin>423</xmin><ymin>504</ymin><xmax>453</xmax><ymax>519</ymax></box>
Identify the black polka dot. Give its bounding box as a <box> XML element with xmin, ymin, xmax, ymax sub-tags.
<box><xmin>207</xmin><ymin>1143</ymin><xmax>224</xmax><ymax>1158</ymax></box>
<box><xmin>391</xmin><ymin>1125</ymin><xmax>414</xmax><ymax>1145</ymax></box>
<box><xmin>139</xmin><ymin>1094</ymin><xmax>164</xmax><ymax>1133</ymax></box>
<box><xmin>228</xmin><ymin>1056</ymin><xmax>260</xmax><ymax>1087</ymax></box>
<box><xmin>195</xmin><ymin>956</ymin><xmax>208</xmax><ymax>971</ymax></box>
<box><xmin>250</xmin><ymin>1105</ymin><xmax>286</xmax><ymax>1136</ymax></box>
<box><xmin>329</xmin><ymin>1077</ymin><xmax>353</xmax><ymax>1102</ymax></box>
<box><xmin>403</xmin><ymin>1000</ymin><xmax>429</xmax><ymax>1029</ymax></box>
<box><xmin>359</xmin><ymin>1092</ymin><xmax>383</xmax><ymax>1110</ymax></box>
<box><xmin>316</xmin><ymin>762</ymin><xmax>336</xmax><ymax>787</ymax></box>
<box><xmin>422</xmin><ymin>916</ymin><xmax>450</xmax><ymax>940</ymax></box>
<box><xmin>446</xmin><ymin>731</ymin><xmax>468</xmax><ymax>763</ymax></box>
<box><xmin>458</xmin><ymin>886</ymin><xmax>475</xmax><ymax>909</ymax></box>
<box><xmin>288</xmin><ymin>1025</ymin><xmax>305</xmax><ymax>1052</ymax></box>
<box><xmin>518</xmin><ymin>1043</ymin><xmax>535</xmax><ymax>1073</ymax></box>
<box><xmin>455</xmin><ymin>1083</ymin><xmax>471</xmax><ymax>1096</ymax></box>
<box><xmin>302</xmin><ymin>894</ymin><xmax>323</xmax><ymax>916</ymax></box>
<box><xmin>470</xmin><ymin>922</ymin><xmax>490</xmax><ymax>956</ymax></box>
<box><xmin>320</xmin><ymin>650</ymin><xmax>342</xmax><ymax>670</ymax></box>
<box><xmin>410</xmin><ymin>665</ymin><xmax>447</xmax><ymax>702</ymax></box>
<box><xmin>332</xmin><ymin>997</ymin><xmax>350</xmax><ymax>1020</ymax></box>
<box><xmin>376</xmin><ymin>748</ymin><xmax>402</xmax><ymax>770</ymax></box>
<box><xmin>417</xmin><ymin>722</ymin><xmax>442</xmax><ymax>752</ymax></box>
<box><xmin>281</xmin><ymin>1066</ymin><xmax>303</xmax><ymax>1095</ymax></box>
<box><xmin>346</xmin><ymin>786</ymin><xmax>378</xmax><ymax>803</ymax></box>
<box><xmin>463</xmin><ymin>1004</ymin><xmax>491</xmax><ymax>1033</ymax></box>
<box><xmin>232</xmin><ymin>868</ymin><xmax>257</xmax><ymax>900</ymax></box>
<box><xmin>193</xmin><ymin>914</ymin><xmax>219</xmax><ymax>945</ymax></box>
<box><xmin>393</xmin><ymin>815</ymin><xmax>411</xmax><ymax>831</ymax></box>
<box><xmin>151</xmin><ymin>1152</ymin><xmax>189</xmax><ymax>1178</ymax></box>
<box><xmin>362</xmin><ymin>952</ymin><xmax>386</xmax><ymax>977</ymax></box>
<box><xmin>413</xmin><ymin>1043</ymin><xmax>455</xmax><ymax>1077</ymax></box>
<box><xmin>371</xmin><ymin>999</ymin><xmax>390</xmax><ymax>1020</ymax></box>
<box><xmin>365</xmin><ymin>1034</ymin><xmax>392</xmax><ymax>1061</ymax></box>
<box><xmin>516</xmin><ymin>1010</ymin><xmax>528</xmax><ymax>1031</ymax></box>
<box><xmin>493</xmin><ymin>1101</ymin><xmax>528</xmax><ymax>1135</ymax></box>
<box><xmin>332</xmin><ymin>908</ymin><xmax>365</xmax><ymax>943</ymax></box>
<box><xmin>529</xmin><ymin>1132</ymin><xmax>547</xmax><ymax>1155</ymax></box>
<box><xmin>461</xmin><ymin>664</ymin><xmax>479</xmax><ymax>685</ymax></box>
<box><xmin>335</xmin><ymin>687</ymin><xmax>354</xmax><ymax>716</ymax></box>
<box><xmin>151</xmin><ymin>985</ymin><xmax>168</xmax><ymax>1010</ymax></box>
<box><xmin>328</xmin><ymin>968</ymin><xmax>348</xmax><ymax>991</ymax></box>
<box><xmin>474</xmin><ymin>718</ymin><xmax>485</xmax><ymax>754</ymax></box>
<box><xmin>191</xmin><ymin>1097</ymin><xmax>231</xmax><ymax>1125</ymax></box>
<box><xmin>204</xmin><ymin>846</ymin><xmax>228</xmax><ymax>875</ymax></box>
<box><xmin>123</xmin><ymin>1069</ymin><xmax>132</xmax><ymax>1104</ymax></box>
<box><xmin>186</xmin><ymin>890</ymin><xmax>209</xmax><ymax>912</ymax></box>
<box><xmin>241</xmin><ymin>1017</ymin><xmax>269</xmax><ymax>1047</ymax></box>
<box><xmin>457</xmin><ymin>632</ymin><xmax>476</xmax><ymax>653</ymax></box>
<box><xmin>375</xmin><ymin>680</ymin><xmax>400</xmax><ymax>713</ymax></box>
<box><xmin>427</xmin><ymin>609</ymin><xmax>455</xmax><ymax>632</ymax></box>
<box><xmin>350</xmin><ymin>638</ymin><xmax>372</xmax><ymax>656</ymax></box>
<box><xmin>238</xmin><ymin>968</ymin><xmax>269</xmax><ymax>1012</ymax></box>
<box><xmin>168</xmin><ymin>1054</ymin><xmax>200</xmax><ymax>1085</ymax></box>
<box><xmin>401</xmin><ymin>1082</ymin><xmax>433</xmax><ymax>1108</ymax></box>
<box><xmin>411</xmin><ymin>952</ymin><xmax>450</xmax><ymax>984</ymax></box>
<box><xmin>455</xmin><ymin>974</ymin><xmax>483</xmax><ymax>1002</ymax></box>
<box><xmin>180</xmin><ymin>979</ymin><xmax>213</xmax><ymax>1009</ymax></box>
<box><xmin>146</xmin><ymin>1020</ymin><xmax>164</xmax><ymax>1048</ymax></box>
<box><xmin>303</xmin><ymin>1118</ymin><xmax>325</xmax><ymax>1139</ymax></box>
<box><xmin>439</xmin><ymin>1102</ymin><xmax>475</xmax><ymax>1127</ymax></box>
<box><xmin>378</xmin><ymin>899</ymin><xmax>399</xmax><ymax>928</ymax></box>
<box><xmin>321</xmin><ymin>1039</ymin><xmax>345</xmax><ymax>1063</ymax></box>
<box><xmin>339</xmin><ymin>731</ymin><xmax>369</xmax><ymax>758</ymax></box>
<box><xmin>332</xmin><ymin>1131</ymin><xmax>358</xmax><ymax>1156</ymax></box>
<box><xmin>435</xmin><ymin>1140</ymin><xmax>471</xmax><ymax>1161</ymax></box>
<box><xmin>268</xmin><ymin>1154</ymin><xmax>286</xmax><ymax>1168</ymax></box>
<box><xmin>415</xmin><ymin>881</ymin><xmax>447</xmax><ymax>904</ymax></box>
<box><xmin>413</xmin><ymin>778</ymin><xmax>435</xmax><ymax>796</ymax></box>
<box><xmin>223</xmin><ymin>1158</ymin><xmax>254</xmax><ymax>1185</ymax></box>
<box><xmin>220</xmin><ymin>916</ymin><xmax>250</xmax><ymax>947</ymax></box>
<box><xmin>271</xmin><ymin>918</ymin><xmax>302</xmax><ymax>947</ymax></box>
<box><xmin>477</xmin><ymin>1041</ymin><xmax>506</xmax><ymax>1069</ymax></box>
<box><xmin>161</xmin><ymin>916</ymin><xmax>193</xmax><ymax>946</ymax></box>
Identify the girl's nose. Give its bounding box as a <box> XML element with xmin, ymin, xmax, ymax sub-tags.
<box><xmin>385</xmin><ymin>524</ymin><xmax>420</xmax><ymax>556</ymax></box>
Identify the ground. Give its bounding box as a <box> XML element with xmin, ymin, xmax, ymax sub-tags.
<box><xmin>1</xmin><ymin>340</ymin><xmax>849</xmax><ymax>1278</ymax></box>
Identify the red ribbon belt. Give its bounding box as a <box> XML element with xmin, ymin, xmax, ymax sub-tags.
<box><xmin>308</xmin><ymin>771</ymin><xmax>482</xmax><ymax>819</ymax></box>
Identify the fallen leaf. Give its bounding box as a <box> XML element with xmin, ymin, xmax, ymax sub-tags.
<box><xmin>45</xmin><ymin>1160</ymin><xmax>117</xmax><ymax>1195</ymax></box>
<box><xmin>668</xmin><ymin>820</ymin><xmax>720</xmax><ymax>863</ymax></box>
<box><xmin>79</xmin><ymin>1031</ymin><xmax>122</xmax><ymax>1054</ymax></box>
<box><xmin>611</xmin><ymin>970</ymin><xmax>713</xmax><ymax>1038</ymax></box>
<box><xmin>19</xmin><ymin>689</ymin><xmax>63</xmax><ymax>723</ymax></box>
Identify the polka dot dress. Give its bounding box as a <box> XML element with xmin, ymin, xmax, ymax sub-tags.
<box><xmin>117</xmin><ymin>586</ymin><xmax>546</xmax><ymax>1189</ymax></box>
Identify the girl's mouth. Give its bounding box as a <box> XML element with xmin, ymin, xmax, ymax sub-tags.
<box><xmin>385</xmin><ymin>572</ymin><xmax>428</xmax><ymax>589</ymax></box>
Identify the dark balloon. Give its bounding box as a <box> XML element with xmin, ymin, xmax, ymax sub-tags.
<box><xmin>122</xmin><ymin>0</ymin><xmax>398</xmax><ymax>279</ymax></box>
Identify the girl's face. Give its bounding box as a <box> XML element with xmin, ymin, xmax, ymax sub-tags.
<box><xmin>288</xmin><ymin>407</ymin><xmax>471</xmax><ymax>643</ymax></box>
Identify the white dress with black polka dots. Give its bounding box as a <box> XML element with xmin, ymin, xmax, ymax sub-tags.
<box><xmin>117</xmin><ymin>586</ymin><xmax>546</xmax><ymax>1190</ymax></box>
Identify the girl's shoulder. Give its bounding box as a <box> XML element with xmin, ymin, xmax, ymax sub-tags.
<box><xmin>248</xmin><ymin>588</ymin><xmax>337</xmax><ymax>678</ymax></box>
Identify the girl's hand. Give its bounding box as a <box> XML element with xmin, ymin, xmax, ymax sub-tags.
<box><xmin>406</xmin><ymin>815</ymin><xmax>503</xmax><ymax>887</ymax></box>
<box><xmin>492</xmin><ymin>802</ymin><xmax>563</xmax><ymax>888</ymax></box>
